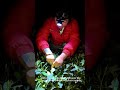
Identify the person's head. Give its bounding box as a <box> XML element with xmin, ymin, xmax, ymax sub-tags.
<box><xmin>55</xmin><ymin>8</ymin><xmax>71</xmax><ymax>29</ymax></box>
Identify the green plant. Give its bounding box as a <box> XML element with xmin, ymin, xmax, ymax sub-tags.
<box><xmin>0</xmin><ymin>80</ymin><xmax>23</xmax><ymax>90</ymax></box>
<box><xmin>35</xmin><ymin>50</ymin><xmax>85</xmax><ymax>90</ymax></box>
<box><xmin>86</xmin><ymin>60</ymin><xmax>120</xmax><ymax>90</ymax></box>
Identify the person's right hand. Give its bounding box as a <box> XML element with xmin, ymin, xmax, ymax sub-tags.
<box><xmin>46</xmin><ymin>54</ymin><xmax>55</xmax><ymax>65</ymax></box>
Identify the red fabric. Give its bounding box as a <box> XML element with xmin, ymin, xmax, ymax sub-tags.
<box><xmin>7</xmin><ymin>33</ymin><xmax>34</xmax><ymax>58</ymax></box>
<box><xmin>36</xmin><ymin>18</ymin><xmax>80</xmax><ymax>56</ymax></box>
<box><xmin>2</xmin><ymin>0</ymin><xmax>35</xmax><ymax>59</ymax></box>
<box><xmin>85</xmin><ymin>0</ymin><xmax>110</xmax><ymax>70</ymax></box>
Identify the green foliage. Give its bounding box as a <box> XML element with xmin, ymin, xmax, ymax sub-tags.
<box><xmin>109</xmin><ymin>78</ymin><xmax>119</xmax><ymax>90</ymax></box>
<box><xmin>86</xmin><ymin>62</ymin><xmax>120</xmax><ymax>90</ymax></box>
<box><xmin>1</xmin><ymin>80</ymin><xmax>23</xmax><ymax>90</ymax></box>
<box><xmin>0</xmin><ymin>84</ymin><xmax>2</xmax><ymax>90</ymax></box>
<box><xmin>35</xmin><ymin>50</ymin><xmax>85</xmax><ymax>90</ymax></box>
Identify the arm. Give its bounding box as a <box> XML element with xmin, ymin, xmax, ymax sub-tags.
<box><xmin>36</xmin><ymin>18</ymin><xmax>55</xmax><ymax>65</ymax></box>
<box><xmin>62</xmin><ymin>19</ymin><xmax>80</xmax><ymax>57</ymax></box>
<box><xmin>36</xmin><ymin>18</ymin><xmax>51</xmax><ymax>53</ymax></box>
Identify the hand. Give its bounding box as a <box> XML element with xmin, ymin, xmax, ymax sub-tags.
<box><xmin>52</xmin><ymin>53</ymin><xmax>67</xmax><ymax>68</ymax></box>
<box><xmin>52</xmin><ymin>56</ymin><xmax>64</xmax><ymax>68</ymax></box>
<box><xmin>46</xmin><ymin>54</ymin><xmax>55</xmax><ymax>65</ymax></box>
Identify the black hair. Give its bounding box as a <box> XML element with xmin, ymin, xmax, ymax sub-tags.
<box><xmin>55</xmin><ymin>8</ymin><xmax>72</xmax><ymax>22</ymax></box>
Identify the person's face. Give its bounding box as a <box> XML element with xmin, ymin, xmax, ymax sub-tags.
<box><xmin>55</xmin><ymin>17</ymin><xmax>69</xmax><ymax>29</ymax></box>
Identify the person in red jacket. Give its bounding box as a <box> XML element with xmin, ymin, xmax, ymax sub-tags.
<box><xmin>85</xmin><ymin>0</ymin><xmax>109</xmax><ymax>70</ymax></box>
<box><xmin>2</xmin><ymin>0</ymin><xmax>35</xmax><ymax>88</ymax></box>
<box><xmin>36</xmin><ymin>9</ymin><xmax>80</xmax><ymax>68</ymax></box>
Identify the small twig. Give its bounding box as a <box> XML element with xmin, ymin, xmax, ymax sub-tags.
<box><xmin>99</xmin><ymin>65</ymin><xmax>108</xmax><ymax>90</ymax></box>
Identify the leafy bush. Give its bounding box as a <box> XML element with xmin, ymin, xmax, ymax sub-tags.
<box><xmin>86</xmin><ymin>58</ymin><xmax>120</xmax><ymax>90</ymax></box>
<box><xmin>35</xmin><ymin>46</ymin><xmax>85</xmax><ymax>90</ymax></box>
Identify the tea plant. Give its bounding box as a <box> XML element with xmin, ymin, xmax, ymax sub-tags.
<box><xmin>86</xmin><ymin>58</ymin><xmax>120</xmax><ymax>90</ymax></box>
<box><xmin>35</xmin><ymin>49</ymin><xmax>85</xmax><ymax>90</ymax></box>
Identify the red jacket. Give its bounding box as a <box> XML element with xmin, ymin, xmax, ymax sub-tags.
<box><xmin>2</xmin><ymin>0</ymin><xmax>35</xmax><ymax>59</ymax></box>
<box><xmin>36</xmin><ymin>18</ymin><xmax>80</xmax><ymax>56</ymax></box>
<box><xmin>85</xmin><ymin>0</ymin><xmax>110</xmax><ymax>70</ymax></box>
<box><xmin>3</xmin><ymin>0</ymin><xmax>35</xmax><ymax>38</ymax></box>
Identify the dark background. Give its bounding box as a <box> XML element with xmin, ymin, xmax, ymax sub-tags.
<box><xmin>1</xmin><ymin>1</ymin><xmax>120</xmax><ymax>45</ymax></box>
<box><xmin>103</xmin><ymin>0</ymin><xmax>120</xmax><ymax>65</ymax></box>
<box><xmin>105</xmin><ymin>0</ymin><xmax>120</xmax><ymax>40</ymax></box>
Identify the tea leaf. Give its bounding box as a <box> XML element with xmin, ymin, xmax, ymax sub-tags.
<box><xmin>74</xmin><ymin>64</ymin><xmax>79</xmax><ymax>71</ymax></box>
<box><xmin>81</xmin><ymin>59</ymin><xmax>85</xmax><ymax>66</ymax></box>
<box><xmin>35</xmin><ymin>68</ymin><xmax>42</xmax><ymax>75</ymax></box>
<box><xmin>41</xmin><ymin>72</ymin><xmax>47</xmax><ymax>76</ymax></box>
<box><xmin>51</xmin><ymin>68</ymin><xmax>55</xmax><ymax>73</ymax></box>
<box><xmin>35</xmin><ymin>87</ymin><xmax>45</xmax><ymax>90</ymax></box>
<box><xmin>58</xmin><ymin>82</ymin><xmax>63</xmax><ymax>88</ymax></box>
<box><xmin>71</xmin><ymin>68</ymin><xmax>77</xmax><ymax>71</ymax></box>
<box><xmin>3</xmin><ymin>80</ymin><xmax>13</xmax><ymax>90</ymax></box>
<box><xmin>109</xmin><ymin>78</ymin><xmax>119</xmax><ymax>90</ymax></box>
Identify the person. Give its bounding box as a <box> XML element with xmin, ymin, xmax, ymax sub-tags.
<box><xmin>36</xmin><ymin>9</ymin><xmax>80</xmax><ymax>68</ymax></box>
<box><xmin>85</xmin><ymin>0</ymin><xmax>110</xmax><ymax>70</ymax></box>
<box><xmin>2</xmin><ymin>0</ymin><xmax>35</xmax><ymax>88</ymax></box>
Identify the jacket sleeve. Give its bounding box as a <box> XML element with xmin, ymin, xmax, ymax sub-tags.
<box><xmin>36</xmin><ymin>18</ymin><xmax>51</xmax><ymax>51</ymax></box>
<box><xmin>62</xmin><ymin>19</ymin><xmax>80</xmax><ymax>56</ymax></box>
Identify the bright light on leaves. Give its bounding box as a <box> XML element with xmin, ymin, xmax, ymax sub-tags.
<box><xmin>35</xmin><ymin>50</ymin><xmax>85</xmax><ymax>90</ymax></box>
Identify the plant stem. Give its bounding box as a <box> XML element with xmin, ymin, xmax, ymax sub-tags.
<box><xmin>100</xmin><ymin>65</ymin><xmax>108</xmax><ymax>90</ymax></box>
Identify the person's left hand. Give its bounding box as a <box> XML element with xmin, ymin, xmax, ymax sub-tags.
<box><xmin>52</xmin><ymin>53</ymin><xmax>67</xmax><ymax>68</ymax></box>
<box><xmin>52</xmin><ymin>56</ymin><xmax>64</xmax><ymax>68</ymax></box>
